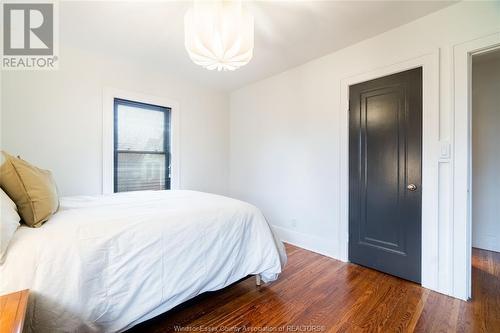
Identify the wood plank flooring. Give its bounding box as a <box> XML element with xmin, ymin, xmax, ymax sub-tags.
<box><xmin>129</xmin><ymin>245</ymin><xmax>500</xmax><ymax>333</ymax></box>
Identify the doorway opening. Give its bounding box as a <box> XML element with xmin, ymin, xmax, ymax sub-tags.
<box><xmin>470</xmin><ymin>48</ymin><xmax>500</xmax><ymax>299</ymax></box>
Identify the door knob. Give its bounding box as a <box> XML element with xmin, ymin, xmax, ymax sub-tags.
<box><xmin>407</xmin><ymin>184</ymin><xmax>417</xmax><ymax>191</ymax></box>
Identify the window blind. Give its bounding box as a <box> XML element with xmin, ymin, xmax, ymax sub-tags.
<box><xmin>114</xmin><ymin>99</ymin><xmax>171</xmax><ymax>192</ymax></box>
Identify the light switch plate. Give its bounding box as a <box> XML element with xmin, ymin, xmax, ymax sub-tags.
<box><xmin>440</xmin><ymin>141</ymin><xmax>451</xmax><ymax>159</ymax></box>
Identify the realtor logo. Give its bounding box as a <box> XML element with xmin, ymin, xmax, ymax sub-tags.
<box><xmin>2</xmin><ymin>2</ymin><xmax>59</xmax><ymax>70</ymax></box>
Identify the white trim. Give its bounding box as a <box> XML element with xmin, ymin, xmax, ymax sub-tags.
<box><xmin>272</xmin><ymin>225</ymin><xmax>337</xmax><ymax>259</ymax></box>
<box><xmin>473</xmin><ymin>235</ymin><xmax>500</xmax><ymax>254</ymax></box>
<box><xmin>339</xmin><ymin>51</ymin><xmax>441</xmax><ymax>293</ymax></box>
<box><xmin>452</xmin><ymin>32</ymin><xmax>500</xmax><ymax>301</ymax></box>
<box><xmin>102</xmin><ymin>87</ymin><xmax>181</xmax><ymax>194</ymax></box>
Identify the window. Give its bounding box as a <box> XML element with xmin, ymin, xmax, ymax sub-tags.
<box><xmin>114</xmin><ymin>98</ymin><xmax>171</xmax><ymax>192</ymax></box>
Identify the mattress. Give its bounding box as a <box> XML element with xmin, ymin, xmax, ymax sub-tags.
<box><xmin>0</xmin><ymin>190</ymin><xmax>286</xmax><ymax>332</ymax></box>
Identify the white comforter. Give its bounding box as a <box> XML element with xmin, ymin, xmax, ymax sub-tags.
<box><xmin>0</xmin><ymin>190</ymin><xmax>286</xmax><ymax>333</ymax></box>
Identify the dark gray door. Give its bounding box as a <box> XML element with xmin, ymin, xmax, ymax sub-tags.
<box><xmin>348</xmin><ymin>67</ymin><xmax>422</xmax><ymax>283</ymax></box>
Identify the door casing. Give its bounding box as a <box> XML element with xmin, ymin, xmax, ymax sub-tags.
<box><xmin>453</xmin><ymin>32</ymin><xmax>500</xmax><ymax>300</ymax></box>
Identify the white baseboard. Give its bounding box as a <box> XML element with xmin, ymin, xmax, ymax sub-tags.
<box><xmin>272</xmin><ymin>225</ymin><xmax>339</xmax><ymax>260</ymax></box>
<box><xmin>473</xmin><ymin>235</ymin><xmax>500</xmax><ymax>253</ymax></box>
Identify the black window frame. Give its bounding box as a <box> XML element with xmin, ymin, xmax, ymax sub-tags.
<box><xmin>113</xmin><ymin>98</ymin><xmax>171</xmax><ymax>193</ymax></box>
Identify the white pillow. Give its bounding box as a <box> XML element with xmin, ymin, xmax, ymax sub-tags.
<box><xmin>1</xmin><ymin>188</ymin><xmax>20</xmax><ymax>259</ymax></box>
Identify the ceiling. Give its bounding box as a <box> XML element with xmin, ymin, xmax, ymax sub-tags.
<box><xmin>473</xmin><ymin>48</ymin><xmax>500</xmax><ymax>64</ymax></box>
<box><xmin>61</xmin><ymin>1</ymin><xmax>456</xmax><ymax>92</ymax></box>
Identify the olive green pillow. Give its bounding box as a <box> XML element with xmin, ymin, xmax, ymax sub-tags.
<box><xmin>0</xmin><ymin>152</ymin><xmax>59</xmax><ymax>227</ymax></box>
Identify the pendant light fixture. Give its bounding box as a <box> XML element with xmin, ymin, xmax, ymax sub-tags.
<box><xmin>184</xmin><ymin>0</ymin><xmax>254</xmax><ymax>71</ymax></box>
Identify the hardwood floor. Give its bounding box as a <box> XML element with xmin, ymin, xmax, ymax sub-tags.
<box><xmin>129</xmin><ymin>245</ymin><xmax>500</xmax><ymax>333</ymax></box>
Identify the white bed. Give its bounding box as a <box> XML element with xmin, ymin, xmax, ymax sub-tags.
<box><xmin>0</xmin><ymin>190</ymin><xmax>286</xmax><ymax>333</ymax></box>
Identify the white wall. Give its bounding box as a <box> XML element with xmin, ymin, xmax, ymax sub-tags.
<box><xmin>472</xmin><ymin>54</ymin><xmax>500</xmax><ymax>253</ymax></box>
<box><xmin>230</xmin><ymin>1</ymin><xmax>500</xmax><ymax>296</ymax></box>
<box><xmin>1</xmin><ymin>46</ymin><xmax>229</xmax><ymax>196</ymax></box>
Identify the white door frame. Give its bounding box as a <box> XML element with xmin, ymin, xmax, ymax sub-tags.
<box><xmin>339</xmin><ymin>51</ymin><xmax>441</xmax><ymax>293</ymax></box>
<box><xmin>102</xmin><ymin>87</ymin><xmax>181</xmax><ymax>194</ymax></box>
<box><xmin>452</xmin><ymin>32</ymin><xmax>500</xmax><ymax>300</ymax></box>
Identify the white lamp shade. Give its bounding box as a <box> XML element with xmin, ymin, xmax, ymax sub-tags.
<box><xmin>184</xmin><ymin>1</ymin><xmax>254</xmax><ymax>71</ymax></box>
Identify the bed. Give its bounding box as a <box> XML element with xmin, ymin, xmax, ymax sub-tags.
<box><xmin>0</xmin><ymin>190</ymin><xmax>286</xmax><ymax>333</ymax></box>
